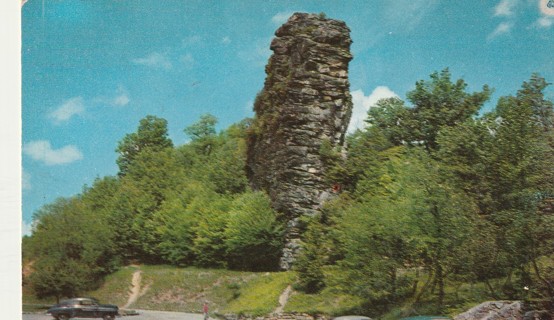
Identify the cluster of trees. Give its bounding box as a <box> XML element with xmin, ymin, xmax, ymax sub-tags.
<box><xmin>296</xmin><ymin>70</ymin><xmax>554</xmax><ymax>314</ymax></box>
<box><xmin>23</xmin><ymin>114</ymin><xmax>285</xmax><ymax>301</ymax></box>
<box><xmin>23</xmin><ymin>69</ymin><xmax>553</xmax><ymax>315</ymax></box>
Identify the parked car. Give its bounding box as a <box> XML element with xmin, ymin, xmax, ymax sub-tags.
<box><xmin>47</xmin><ymin>297</ymin><xmax>118</xmax><ymax>320</ymax></box>
<box><xmin>333</xmin><ymin>316</ymin><xmax>373</xmax><ymax>320</ymax></box>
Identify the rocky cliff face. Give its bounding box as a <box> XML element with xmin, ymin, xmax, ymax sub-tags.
<box><xmin>454</xmin><ymin>301</ymin><xmax>524</xmax><ymax>320</ymax></box>
<box><xmin>246</xmin><ymin>13</ymin><xmax>353</xmax><ymax>269</ymax></box>
<box><xmin>454</xmin><ymin>301</ymin><xmax>552</xmax><ymax>320</ymax></box>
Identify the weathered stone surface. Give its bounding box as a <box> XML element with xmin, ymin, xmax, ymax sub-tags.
<box><xmin>523</xmin><ymin>310</ymin><xmax>553</xmax><ymax>320</ymax></box>
<box><xmin>454</xmin><ymin>301</ymin><xmax>525</xmax><ymax>320</ymax></box>
<box><xmin>246</xmin><ymin>12</ymin><xmax>353</xmax><ymax>270</ymax></box>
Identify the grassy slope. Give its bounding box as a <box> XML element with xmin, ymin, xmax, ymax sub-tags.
<box><xmin>129</xmin><ymin>265</ymin><xmax>292</xmax><ymax>315</ymax></box>
<box><xmin>23</xmin><ymin>265</ymin><xmax>365</xmax><ymax>317</ymax></box>
<box><xmin>24</xmin><ymin>264</ymin><xmax>527</xmax><ymax>318</ymax></box>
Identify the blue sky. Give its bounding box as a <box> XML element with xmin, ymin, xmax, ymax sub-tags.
<box><xmin>21</xmin><ymin>0</ymin><xmax>554</xmax><ymax>235</ymax></box>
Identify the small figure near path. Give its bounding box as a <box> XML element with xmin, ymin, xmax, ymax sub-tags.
<box><xmin>203</xmin><ymin>302</ymin><xmax>209</xmax><ymax>320</ymax></box>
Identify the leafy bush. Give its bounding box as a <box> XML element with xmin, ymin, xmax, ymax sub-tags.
<box><xmin>225</xmin><ymin>191</ymin><xmax>285</xmax><ymax>271</ymax></box>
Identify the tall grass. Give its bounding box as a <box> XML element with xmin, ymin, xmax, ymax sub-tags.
<box><xmin>285</xmin><ymin>289</ymin><xmax>364</xmax><ymax>316</ymax></box>
<box><xmin>88</xmin><ymin>265</ymin><xmax>139</xmax><ymax>307</ymax></box>
<box><xmin>224</xmin><ymin>271</ymin><xmax>295</xmax><ymax>316</ymax></box>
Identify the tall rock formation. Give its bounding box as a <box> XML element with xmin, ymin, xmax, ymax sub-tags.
<box><xmin>246</xmin><ymin>13</ymin><xmax>353</xmax><ymax>269</ymax></box>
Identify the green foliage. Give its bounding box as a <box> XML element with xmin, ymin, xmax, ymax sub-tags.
<box><xmin>132</xmin><ymin>265</ymin><xmax>251</xmax><ymax>312</ymax></box>
<box><xmin>28</xmin><ymin>195</ymin><xmax>119</xmax><ymax>301</ymax></box>
<box><xmin>367</xmin><ymin>68</ymin><xmax>491</xmax><ymax>151</ymax></box>
<box><xmin>25</xmin><ymin>113</ymin><xmax>278</xmax><ymax>302</ymax></box>
<box><xmin>224</xmin><ymin>271</ymin><xmax>295</xmax><ymax>316</ymax></box>
<box><xmin>302</xmin><ymin>71</ymin><xmax>552</xmax><ymax>316</ymax></box>
<box><xmin>24</xmin><ymin>71</ymin><xmax>554</xmax><ymax>315</ymax></box>
<box><xmin>190</xmin><ymin>194</ymin><xmax>232</xmax><ymax>268</ymax></box>
<box><xmin>203</xmin><ymin>128</ymin><xmax>249</xmax><ymax>195</ymax></box>
<box><xmin>87</xmin><ymin>265</ymin><xmax>139</xmax><ymax>307</ymax></box>
<box><xmin>184</xmin><ymin>113</ymin><xmax>218</xmax><ymax>141</ymax></box>
<box><xmin>295</xmin><ymin>218</ymin><xmax>328</xmax><ymax>293</ymax></box>
<box><xmin>79</xmin><ymin>265</ymin><xmax>296</xmax><ymax>314</ymax></box>
<box><xmin>487</xmin><ymin>75</ymin><xmax>554</xmax><ymax>302</ymax></box>
<box><xmin>225</xmin><ymin>191</ymin><xmax>285</xmax><ymax>271</ymax></box>
<box><xmin>30</xmin><ymin>256</ymin><xmax>93</xmax><ymax>302</ymax></box>
<box><xmin>112</xmin><ymin>148</ymin><xmax>185</xmax><ymax>263</ymax></box>
<box><xmin>366</xmin><ymin>97</ymin><xmax>414</xmax><ymax>146</ymax></box>
<box><xmin>152</xmin><ymin>182</ymin><xmax>207</xmax><ymax>266</ymax></box>
<box><xmin>116</xmin><ymin>115</ymin><xmax>173</xmax><ymax>176</ymax></box>
<box><xmin>437</xmin><ymin>74</ymin><xmax>554</xmax><ymax>303</ymax></box>
<box><xmin>184</xmin><ymin>113</ymin><xmax>218</xmax><ymax>155</ymax></box>
<box><xmin>323</xmin><ymin>127</ymin><xmax>397</xmax><ymax>195</ymax></box>
<box><xmin>406</xmin><ymin>68</ymin><xmax>492</xmax><ymax>151</ymax></box>
<box><xmin>178</xmin><ymin>119</ymin><xmax>249</xmax><ymax>195</ymax></box>
<box><xmin>284</xmin><ymin>287</ymin><xmax>364</xmax><ymax>316</ymax></box>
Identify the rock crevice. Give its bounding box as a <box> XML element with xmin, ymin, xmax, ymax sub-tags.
<box><xmin>246</xmin><ymin>12</ymin><xmax>353</xmax><ymax>269</ymax></box>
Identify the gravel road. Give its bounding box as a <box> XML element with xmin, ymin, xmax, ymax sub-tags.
<box><xmin>23</xmin><ymin>309</ymin><xmax>207</xmax><ymax>320</ymax></box>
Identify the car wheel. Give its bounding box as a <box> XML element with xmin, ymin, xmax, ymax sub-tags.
<box><xmin>103</xmin><ymin>314</ymin><xmax>115</xmax><ymax>320</ymax></box>
<box><xmin>58</xmin><ymin>315</ymin><xmax>70</xmax><ymax>320</ymax></box>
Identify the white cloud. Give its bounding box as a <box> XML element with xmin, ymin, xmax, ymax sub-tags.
<box><xmin>494</xmin><ymin>0</ymin><xmax>518</xmax><ymax>16</ymax></box>
<box><xmin>271</xmin><ymin>11</ymin><xmax>294</xmax><ymax>25</ymax></box>
<box><xmin>221</xmin><ymin>36</ymin><xmax>232</xmax><ymax>45</ymax></box>
<box><xmin>49</xmin><ymin>97</ymin><xmax>85</xmax><ymax>124</ymax></box>
<box><xmin>535</xmin><ymin>15</ymin><xmax>554</xmax><ymax>28</ymax></box>
<box><xmin>180</xmin><ymin>53</ymin><xmax>195</xmax><ymax>69</ymax></box>
<box><xmin>487</xmin><ymin>21</ymin><xmax>514</xmax><ymax>40</ymax></box>
<box><xmin>22</xmin><ymin>169</ymin><xmax>31</xmax><ymax>190</ymax></box>
<box><xmin>132</xmin><ymin>52</ymin><xmax>172</xmax><ymax>70</ymax></box>
<box><xmin>348</xmin><ymin>86</ymin><xmax>398</xmax><ymax>134</ymax></box>
<box><xmin>112</xmin><ymin>93</ymin><xmax>130</xmax><ymax>106</ymax></box>
<box><xmin>94</xmin><ymin>86</ymin><xmax>130</xmax><ymax>107</ymax></box>
<box><xmin>111</xmin><ymin>87</ymin><xmax>130</xmax><ymax>106</ymax></box>
<box><xmin>23</xmin><ymin>140</ymin><xmax>83</xmax><ymax>166</ymax></box>
<box><xmin>22</xmin><ymin>220</ymin><xmax>33</xmax><ymax>237</ymax></box>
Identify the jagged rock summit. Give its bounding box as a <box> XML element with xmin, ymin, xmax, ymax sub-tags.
<box><xmin>246</xmin><ymin>12</ymin><xmax>353</xmax><ymax>269</ymax></box>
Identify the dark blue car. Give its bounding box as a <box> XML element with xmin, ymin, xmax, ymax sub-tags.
<box><xmin>47</xmin><ymin>298</ymin><xmax>118</xmax><ymax>320</ymax></box>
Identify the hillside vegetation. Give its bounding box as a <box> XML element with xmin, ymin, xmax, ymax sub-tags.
<box><xmin>23</xmin><ymin>264</ymin><xmax>533</xmax><ymax>318</ymax></box>
<box><xmin>23</xmin><ymin>265</ymin><xmax>331</xmax><ymax>316</ymax></box>
<box><xmin>22</xmin><ymin>70</ymin><xmax>554</xmax><ymax>318</ymax></box>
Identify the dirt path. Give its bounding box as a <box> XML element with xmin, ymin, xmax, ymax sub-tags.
<box><xmin>274</xmin><ymin>285</ymin><xmax>293</xmax><ymax>314</ymax></box>
<box><xmin>122</xmin><ymin>269</ymin><xmax>148</xmax><ymax>309</ymax></box>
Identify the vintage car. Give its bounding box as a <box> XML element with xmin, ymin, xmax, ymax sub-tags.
<box><xmin>47</xmin><ymin>297</ymin><xmax>118</xmax><ymax>320</ymax></box>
